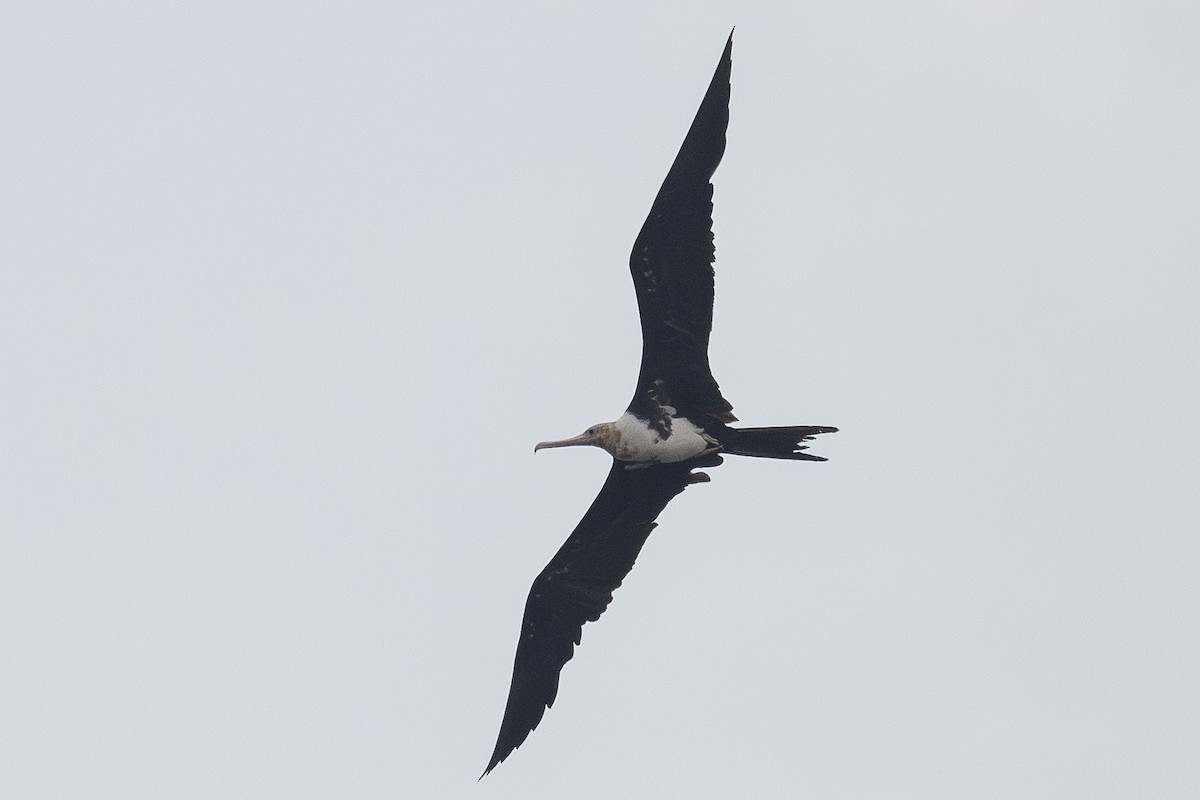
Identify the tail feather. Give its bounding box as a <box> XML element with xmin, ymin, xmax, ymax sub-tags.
<box><xmin>720</xmin><ymin>425</ymin><xmax>837</xmax><ymax>461</ymax></box>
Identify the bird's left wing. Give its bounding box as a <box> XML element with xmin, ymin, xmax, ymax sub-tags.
<box><xmin>628</xmin><ymin>32</ymin><xmax>736</xmax><ymax>425</ymax></box>
<box><xmin>483</xmin><ymin>452</ymin><xmax>722</xmax><ymax>776</ymax></box>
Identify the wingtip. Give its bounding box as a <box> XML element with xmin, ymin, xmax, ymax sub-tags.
<box><xmin>480</xmin><ymin>751</ymin><xmax>504</xmax><ymax>780</ymax></box>
<box><xmin>481</xmin><ymin>734</ymin><xmax>517</xmax><ymax>778</ymax></box>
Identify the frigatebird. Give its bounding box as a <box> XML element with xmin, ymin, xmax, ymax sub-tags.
<box><xmin>483</xmin><ymin>32</ymin><xmax>836</xmax><ymax>775</ymax></box>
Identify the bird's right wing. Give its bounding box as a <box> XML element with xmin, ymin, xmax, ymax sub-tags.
<box><xmin>483</xmin><ymin>452</ymin><xmax>722</xmax><ymax>776</ymax></box>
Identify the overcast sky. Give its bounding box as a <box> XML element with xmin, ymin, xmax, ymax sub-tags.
<box><xmin>3</xmin><ymin>2</ymin><xmax>1198</xmax><ymax>798</ymax></box>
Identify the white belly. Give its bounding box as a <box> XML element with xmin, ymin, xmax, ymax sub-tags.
<box><xmin>611</xmin><ymin>412</ymin><xmax>713</xmax><ymax>463</ymax></box>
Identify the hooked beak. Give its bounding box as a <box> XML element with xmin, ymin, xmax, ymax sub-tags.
<box><xmin>534</xmin><ymin>432</ymin><xmax>595</xmax><ymax>453</ymax></box>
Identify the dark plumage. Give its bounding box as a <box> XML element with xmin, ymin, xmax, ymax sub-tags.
<box><xmin>483</xmin><ymin>32</ymin><xmax>836</xmax><ymax>776</ymax></box>
<box><xmin>628</xmin><ymin>33</ymin><xmax>735</xmax><ymax>427</ymax></box>
<box><xmin>484</xmin><ymin>451</ymin><xmax>722</xmax><ymax>772</ymax></box>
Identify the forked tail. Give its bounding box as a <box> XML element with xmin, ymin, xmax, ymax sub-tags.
<box><xmin>720</xmin><ymin>425</ymin><xmax>838</xmax><ymax>461</ymax></box>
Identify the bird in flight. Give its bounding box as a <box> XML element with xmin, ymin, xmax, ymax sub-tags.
<box><xmin>483</xmin><ymin>31</ymin><xmax>836</xmax><ymax>776</ymax></box>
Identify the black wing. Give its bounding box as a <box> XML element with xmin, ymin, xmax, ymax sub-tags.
<box><xmin>483</xmin><ymin>453</ymin><xmax>722</xmax><ymax>776</ymax></box>
<box><xmin>628</xmin><ymin>32</ymin><xmax>737</xmax><ymax>425</ymax></box>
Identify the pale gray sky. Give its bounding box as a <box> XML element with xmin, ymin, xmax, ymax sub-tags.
<box><xmin>2</xmin><ymin>2</ymin><xmax>1198</xmax><ymax>798</ymax></box>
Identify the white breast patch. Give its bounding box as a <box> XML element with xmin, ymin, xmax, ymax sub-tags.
<box><xmin>612</xmin><ymin>412</ymin><xmax>713</xmax><ymax>463</ymax></box>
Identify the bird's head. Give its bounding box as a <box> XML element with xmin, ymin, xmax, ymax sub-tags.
<box><xmin>534</xmin><ymin>422</ymin><xmax>618</xmax><ymax>457</ymax></box>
